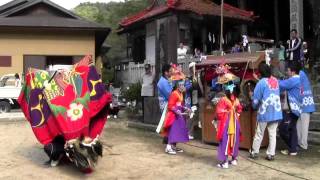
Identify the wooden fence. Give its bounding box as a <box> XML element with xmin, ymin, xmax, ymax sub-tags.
<box><xmin>115</xmin><ymin>56</ymin><xmax>201</xmax><ymax>86</ymax></box>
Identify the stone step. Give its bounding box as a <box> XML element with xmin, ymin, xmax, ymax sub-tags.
<box><xmin>308</xmin><ymin>131</ymin><xmax>320</xmax><ymax>145</ymax></box>
<box><xmin>309</xmin><ymin>120</ymin><xmax>320</xmax><ymax>131</ymax></box>
<box><xmin>315</xmin><ymin>103</ymin><xmax>320</xmax><ymax>110</ymax></box>
<box><xmin>313</xmin><ymin>86</ymin><xmax>320</xmax><ymax>102</ymax></box>
<box><xmin>310</xmin><ymin>112</ymin><xmax>320</xmax><ymax>121</ymax></box>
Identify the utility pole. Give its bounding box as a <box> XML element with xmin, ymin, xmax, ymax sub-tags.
<box><xmin>220</xmin><ymin>0</ymin><xmax>224</xmax><ymax>55</ymax></box>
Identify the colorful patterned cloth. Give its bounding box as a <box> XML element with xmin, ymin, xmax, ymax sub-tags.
<box><xmin>18</xmin><ymin>55</ymin><xmax>112</xmax><ymax>145</ymax></box>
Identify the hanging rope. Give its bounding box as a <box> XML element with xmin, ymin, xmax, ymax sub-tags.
<box><xmin>241</xmin><ymin>59</ymin><xmax>251</xmax><ymax>81</ymax></box>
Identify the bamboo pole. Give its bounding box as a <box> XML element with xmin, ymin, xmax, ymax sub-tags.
<box><xmin>220</xmin><ymin>0</ymin><xmax>224</xmax><ymax>56</ymax></box>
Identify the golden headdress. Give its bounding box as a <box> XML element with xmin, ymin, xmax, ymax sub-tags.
<box><xmin>170</xmin><ymin>64</ymin><xmax>186</xmax><ymax>81</ymax></box>
<box><xmin>216</xmin><ymin>63</ymin><xmax>238</xmax><ymax>84</ymax></box>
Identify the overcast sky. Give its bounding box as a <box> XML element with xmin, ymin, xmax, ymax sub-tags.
<box><xmin>0</xmin><ymin>0</ymin><xmax>123</xmax><ymax>10</ymax></box>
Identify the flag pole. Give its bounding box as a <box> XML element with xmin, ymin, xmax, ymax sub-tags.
<box><xmin>219</xmin><ymin>0</ymin><xmax>224</xmax><ymax>56</ymax></box>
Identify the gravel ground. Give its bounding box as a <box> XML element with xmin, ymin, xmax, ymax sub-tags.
<box><xmin>0</xmin><ymin>116</ymin><xmax>319</xmax><ymax>180</ymax></box>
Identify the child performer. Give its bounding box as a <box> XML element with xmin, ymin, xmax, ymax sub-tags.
<box><xmin>161</xmin><ymin>65</ymin><xmax>190</xmax><ymax>155</ymax></box>
<box><xmin>215</xmin><ymin>71</ymin><xmax>242</xmax><ymax>169</ymax></box>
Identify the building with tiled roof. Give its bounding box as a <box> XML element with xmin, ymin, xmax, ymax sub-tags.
<box><xmin>0</xmin><ymin>0</ymin><xmax>111</xmax><ymax>76</ymax></box>
<box><xmin>119</xmin><ymin>0</ymin><xmax>254</xmax><ymax>31</ymax></box>
<box><xmin>116</xmin><ymin>0</ymin><xmax>256</xmax><ymax>124</ymax></box>
<box><xmin>118</xmin><ymin>0</ymin><xmax>255</xmax><ymax>65</ymax></box>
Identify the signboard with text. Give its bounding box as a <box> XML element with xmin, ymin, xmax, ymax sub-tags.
<box><xmin>290</xmin><ymin>0</ymin><xmax>304</xmax><ymax>38</ymax></box>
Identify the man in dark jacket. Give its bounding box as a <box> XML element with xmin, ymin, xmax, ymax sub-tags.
<box><xmin>287</xmin><ymin>29</ymin><xmax>302</xmax><ymax>65</ymax></box>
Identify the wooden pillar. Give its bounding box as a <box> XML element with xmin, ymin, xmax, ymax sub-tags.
<box><xmin>166</xmin><ymin>15</ymin><xmax>178</xmax><ymax>64</ymax></box>
<box><xmin>142</xmin><ymin>15</ymin><xmax>179</xmax><ymax>125</ymax></box>
<box><xmin>142</xmin><ymin>20</ymin><xmax>159</xmax><ymax>125</ymax></box>
<box><xmin>141</xmin><ymin>18</ymin><xmax>165</xmax><ymax>125</ymax></box>
<box><xmin>290</xmin><ymin>0</ymin><xmax>304</xmax><ymax>38</ymax></box>
<box><xmin>219</xmin><ymin>0</ymin><xmax>224</xmax><ymax>53</ymax></box>
<box><xmin>238</xmin><ymin>0</ymin><xmax>248</xmax><ymax>35</ymax></box>
<box><xmin>157</xmin><ymin>18</ymin><xmax>167</xmax><ymax>74</ymax></box>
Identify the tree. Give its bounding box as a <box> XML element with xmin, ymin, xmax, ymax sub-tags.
<box><xmin>73</xmin><ymin>4</ymin><xmax>101</xmax><ymax>22</ymax></box>
<box><xmin>73</xmin><ymin>0</ymin><xmax>150</xmax><ymax>82</ymax></box>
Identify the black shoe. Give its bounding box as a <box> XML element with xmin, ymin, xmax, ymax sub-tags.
<box><xmin>173</xmin><ymin>147</ymin><xmax>184</xmax><ymax>153</ymax></box>
<box><xmin>248</xmin><ymin>152</ymin><xmax>258</xmax><ymax>160</ymax></box>
<box><xmin>265</xmin><ymin>155</ymin><xmax>275</xmax><ymax>161</ymax></box>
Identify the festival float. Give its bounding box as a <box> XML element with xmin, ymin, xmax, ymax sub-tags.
<box><xmin>196</xmin><ymin>52</ymin><xmax>269</xmax><ymax>149</ymax></box>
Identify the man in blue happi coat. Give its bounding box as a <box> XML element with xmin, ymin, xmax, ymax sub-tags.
<box><xmin>157</xmin><ymin>64</ymin><xmax>173</xmax><ymax>112</ymax></box>
<box><xmin>296</xmin><ymin>69</ymin><xmax>316</xmax><ymax>150</ymax></box>
<box><xmin>279</xmin><ymin>61</ymin><xmax>302</xmax><ymax>156</ymax></box>
<box><xmin>249</xmin><ymin>63</ymin><xmax>282</xmax><ymax>161</ymax></box>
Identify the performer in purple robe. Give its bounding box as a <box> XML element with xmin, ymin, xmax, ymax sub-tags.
<box><xmin>214</xmin><ymin>68</ymin><xmax>242</xmax><ymax>169</ymax></box>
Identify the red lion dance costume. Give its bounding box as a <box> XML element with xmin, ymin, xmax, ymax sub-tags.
<box><xmin>18</xmin><ymin>55</ymin><xmax>112</xmax><ymax>172</ymax></box>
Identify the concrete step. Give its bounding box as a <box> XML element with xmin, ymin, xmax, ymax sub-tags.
<box><xmin>313</xmin><ymin>85</ymin><xmax>320</xmax><ymax>103</ymax></box>
<box><xmin>310</xmin><ymin>112</ymin><xmax>320</xmax><ymax>131</ymax></box>
<box><xmin>308</xmin><ymin>131</ymin><xmax>320</xmax><ymax>145</ymax></box>
<box><xmin>310</xmin><ymin>112</ymin><xmax>320</xmax><ymax>121</ymax></box>
<box><xmin>309</xmin><ymin>120</ymin><xmax>320</xmax><ymax>131</ymax></box>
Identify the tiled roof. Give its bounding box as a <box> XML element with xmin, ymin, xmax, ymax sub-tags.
<box><xmin>119</xmin><ymin>0</ymin><xmax>255</xmax><ymax>28</ymax></box>
<box><xmin>120</xmin><ymin>5</ymin><xmax>169</xmax><ymax>27</ymax></box>
<box><xmin>0</xmin><ymin>0</ymin><xmax>80</xmax><ymax>18</ymax></box>
<box><xmin>0</xmin><ymin>16</ymin><xmax>108</xmax><ymax>30</ymax></box>
<box><xmin>0</xmin><ymin>0</ymin><xmax>110</xmax><ymax>30</ymax></box>
<box><xmin>0</xmin><ymin>0</ymin><xmax>111</xmax><ymax>55</ymax></box>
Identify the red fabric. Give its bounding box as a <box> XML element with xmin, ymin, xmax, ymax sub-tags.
<box><xmin>89</xmin><ymin>94</ymin><xmax>112</xmax><ymax>139</ymax></box>
<box><xmin>204</xmin><ymin>69</ymin><xmax>217</xmax><ymax>82</ymax></box>
<box><xmin>90</xmin><ymin>93</ymin><xmax>111</xmax><ymax>118</ymax></box>
<box><xmin>167</xmin><ymin>0</ymin><xmax>178</xmax><ymax>7</ymax></box>
<box><xmin>32</xmin><ymin>117</ymin><xmax>61</xmax><ymax>145</ymax></box>
<box><xmin>50</xmin><ymin>85</ymin><xmax>75</xmax><ymax>108</ymax></box>
<box><xmin>82</xmin><ymin>168</ymin><xmax>93</xmax><ymax>174</ymax></box>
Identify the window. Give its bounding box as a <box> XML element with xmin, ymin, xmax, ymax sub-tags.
<box><xmin>115</xmin><ymin>65</ymin><xmax>121</xmax><ymax>71</ymax></box>
<box><xmin>0</xmin><ymin>56</ymin><xmax>12</xmax><ymax>67</ymax></box>
<box><xmin>0</xmin><ymin>75</ymin><xmax>16</xmax><ymax>87</ymax></box>
<box><xmin>132</xmin><ymin>35</ymin><xmax>146</xmax><ymax>63</ymax></box>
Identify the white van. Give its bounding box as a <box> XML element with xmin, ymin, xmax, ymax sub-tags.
<box><xmin>0</xmin><ymin>74</ymin><xmax>22</xmax><ymax>113</ymax></box>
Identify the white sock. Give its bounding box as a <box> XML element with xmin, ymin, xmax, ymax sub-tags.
<box><xmin>166</xmin><ymin>144</ymin><xmax>171</xmax><ymax>150</ymax></box>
